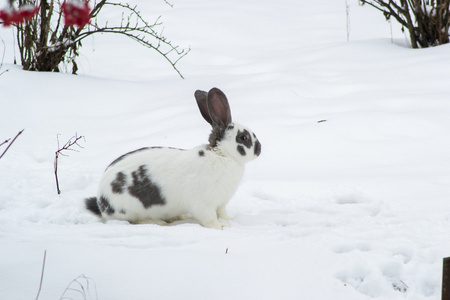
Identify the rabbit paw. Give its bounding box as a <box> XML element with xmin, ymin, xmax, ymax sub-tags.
<box><xmin>195</xmin><ymin>211</ymin><xmax>230</xmax><ymax>229</ymax></box>
<box><xmin>217</xmin><ymin>206</ymin><xmax>232</xmax><ymax>220</ymax></box>
<box><xmin>133</xmin><ymin>219</ymin><xmax>168</xmax><ymax>226</ymax></box>
<box><xmin>209</xmin><ymin>220</ymin><xmax>230</xmax><ymax>230</ymax></box>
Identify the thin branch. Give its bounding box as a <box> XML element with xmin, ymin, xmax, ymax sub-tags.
<box><xmin>0</xmin><ymin>139</ymin><xmax>9</xmax><ymax>148</ymax></box>
<box><xmin>90</xmin><ymin>0</ymin><xmax>108</xmax><ymax>19</ymax></box>
<box><xmin>35</xmin><ymin>250</ymin><xmax>47</xmax><ymax>300</ymax></box>
<box><xmin>360</xmin><ymin>0</ymin><xmax>390</xmax><ymax>14</ymax></box>
<box><xmin>0</xmin><ymin>38</ymin><xmax>8</xmax><ymax>76</ymax></box>
<box><xmin>0</xmin><ymin>129</ymin><xmax>24</xmax><ymax>160</ymax></box>
<box><xmin>60</xmin><ymin>274</ymin><xmax>98</xmax><ymax>300</ymax></box>
<box><xmin>75</xmin><ymin>24</ymin><xmax>190</xmax><ymax>78</ymax></box>
<box><xmin>51</xmin><ymin>1</ymin><xmax>65</xmax><ymax>42</ymax></box>
<box><xmin>73</xmin><ymin>1</ymin><xmax>190</xmax><ymax>78</ymax></box>
<box><xmin>161</xmin><ymin>0</ymin><xmax>174</xmax><ymax>8</ymax></box>
<box><xmin>56</xmin><ymin>133</ymin><xmax>85</xmax><ymax>155</ymax></box>
<box><xmin>54</xmin><ymin>133</ymin><xmax>85</xmax><ymax>195</ymax></box>
<box><xmin>359</xmin><ymin>0</ymin><xmax>418</xmax><ymax>47</ymax></box>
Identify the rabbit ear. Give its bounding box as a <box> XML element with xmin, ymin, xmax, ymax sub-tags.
<box><xmin>195</xmin><ymin>90</ymin><xmax>213</xmax><ymax>125</ymax></box>
<box><xmin>207</xmin><ymin>88</ymin><xmax>232</xmax><ymax>129</ymax></box>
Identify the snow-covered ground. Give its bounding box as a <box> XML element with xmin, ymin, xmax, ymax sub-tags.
<box><xmin>1</xmin><ymin>0</ymin><xmax>450</xmax><ymax>299</ymax></box>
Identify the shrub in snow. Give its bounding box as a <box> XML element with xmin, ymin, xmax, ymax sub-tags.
<box><xmin>0</xmin><ymin>0</ymin><xmax>189</xmax><ymax>76</ymax></box>
<box><xmin>360</xmin><ymin>0</ymin><xmax>450</xmax><ymax>48</ymax></box>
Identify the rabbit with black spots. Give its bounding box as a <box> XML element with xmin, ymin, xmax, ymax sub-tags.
<box><xmin>85</xmin><ymin>88</ymin><xmax>261</xmax><ymax>229</ymax></box>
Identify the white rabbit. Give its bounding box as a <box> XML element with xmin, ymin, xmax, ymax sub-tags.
<box><xmin>85</xmin><ymin>88</ymin><xmax>261</xmax><ymax>229</ymax></box>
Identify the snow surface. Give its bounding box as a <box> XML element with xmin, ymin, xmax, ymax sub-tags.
<box><xmin>1</xmin><ymin>0</ymin><xmax>450</xmax><ymax>299</ymax></box>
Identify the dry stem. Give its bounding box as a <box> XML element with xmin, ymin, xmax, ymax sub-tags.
<box><xmin>54</xmin><ymin>133</ymin><xmax>85</xmax><ymax>194</ymax></box>
<box><xmin>0</xmin><ymin>129</ymin><xmax>24</xmax><ymax>160</ymax></box>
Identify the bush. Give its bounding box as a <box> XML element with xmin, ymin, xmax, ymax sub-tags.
<box><xmin>0</xmin><ymin>0</ymin><xmax>189</xmax><ymax>77</ymax></box>
<box><xmin>359</xmin><ymin>0</ymin><xmax>450</xmax><ymax>48</ymax></box>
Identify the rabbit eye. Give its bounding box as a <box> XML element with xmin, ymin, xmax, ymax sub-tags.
<box><xmin>236</xmin><ymin>129</ymin><xmax>252</xmax><ymax>148</ymax></box>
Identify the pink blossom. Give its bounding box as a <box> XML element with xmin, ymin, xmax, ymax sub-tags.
<box><xmin>62</xmin><ymin>0</ymin><xmax>91</xmax><ymax>28</ymax></box>
<box><xmin>0</xmin><ymin>5</ymin><xmax>39</xmax><ymax>27</ymax></box>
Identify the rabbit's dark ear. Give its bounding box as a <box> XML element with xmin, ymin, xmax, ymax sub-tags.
<box><xmin>207</xmin><ymin>88</ymin><xmax>232</xmax><ymax>129</ymax></box>
<box><xmin>195</xmin><ymin>90</ymin><xmax>213</xmax><ymax>125</ymax></box>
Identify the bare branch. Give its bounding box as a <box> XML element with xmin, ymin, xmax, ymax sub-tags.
<box><xmin>35</xmin><ymin>250</ymin><xmax>47</xmax><ymax>300</ymax></box>
<box><xmin>73</xmin><ymin>2</ymin><xmax>190</xmax><ymax>78</ymax></box>
<box><xmin>54</xmin><ymin>133</ymin><xmax>85</xmax><ymax>195</ymax></box>
<box><xmin>90</xmin><ymin>0</ymin><xmax>108</xmax><ymax>19</ymax></box>
<box><xmin>0</xmin><ymin>38</ymin><xmax>8</xmax><ymax>76</ymax></box>
<box><xmin>161</xmin><ymin>0</ymin><xmax>174</xmax><ymax>8</ymax></box>
<box><xmin>60</xmin><ymin>274</ymin><xmax>98</xmax><ymax>300</ymax></box>
<box><xmin>0</xmin><ymin>139</ymin><xmax>9</xmax><ymax>148</ymax></box>
<box><xmin>0</xmin><ymin>129</ymin><xmax>24</xmax><ymax>160</ymax></box>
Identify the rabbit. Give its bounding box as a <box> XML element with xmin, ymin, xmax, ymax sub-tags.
<box><xmin>85</xmin><ymin>87</ymin><xmax>261</xmax><ymax>229</ymax></box>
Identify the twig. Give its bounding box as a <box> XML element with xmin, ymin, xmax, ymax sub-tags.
<box><xmin>54</xmin><ymin>133</ymin><xmax>85</xmax><ymax>195</ymax></box>
<box><xmin>346</xmin><ymin>0</ymin><xmax>350</xmax><ymax>42</ymax></box>
<box><xmin>35</xmin><ymin>250</ymin><xmax>47</xmax><ymax>300</ymax></box>
<box><xmin>0</xmin><ymin>38</ymin><xmax>8</xmax><ymax>76</ymax></box>
<box><xmin>0</xmin><ymin>139</ymin><xmax>9</xmax><ymax>148</ymax></box>
<box><xmin>0</xmin><ymin>129</ymin><xmax>24</xmax><ymax>160</ymax></box>
<box><xmin>60</xmin><ymin>274</ymin><xmax>98</xmax><ymax>300</ymax></box>
<box><xmin>74</xmin><ymin>2</ymin><xmax>190</xmax><ymax>78</ymax></box>
<box><xmin>162</xmin><ymin>0</ymin><xmax>174</xmax><ymax>8</ymax></box>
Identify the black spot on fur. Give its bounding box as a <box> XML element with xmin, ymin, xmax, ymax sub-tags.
<box><xmin>198</xmin><ymin>150</ymin><xmax>205</xmax><ymax>157</ymax></box>
<box><xmin>107</xmin><ymin>147</ymin><xmax>187</xmax><ymax>170</ymax></box>
<box><xmin>236</xmin><ymin>129</ymin><xmax>253</xmax><ymax>149</ymax></box>
<box><xmin>85</xmin><ymin>197</ymin><xmax>101</xmax><ymax>216</ymax></box>
<box><xmin>99</xmin><ymin>195</ymin><xmax>115</xmax><ymax>215</ymax></box>
<box><xmin>107</xmin><ymin>147</ymin><xmax>150</xmax><ymax>169</ymax></box>
<box><xmin>254</xmin><ymin>139</ymin><xmax>262</xmax><ymax>156</ymax></box>
<box><xmin>119</xmin><ymin>209</ymin><xmax>126</xmax><ymax>214</ymax></box>
<box><xmin>152</xmin><ymin>146</ymin><xmax>186</xmax><ymax>151</ymax></box>
<box><xmin>208</xmin><ymin>127</ymin><xmax>225</xmax><ymax>147</ymax></box>
<box><xmin>167</xmin><ymin>147</ymin><xmax>186</xmax><ymax>151</ymax></box>
<box><xmin>237</xmin><ymin>145</ymin><xmax>246</xmax><ymax>156</ymax></box>
<box><xmin>111</xmin><ymin>172</ymin><xmax>127</xmax><ymax>194</ymax></box>
<box><xmin>128</xmin><ymin>165</ymin><xmax>166</xmax><ymax>208</ymax></box>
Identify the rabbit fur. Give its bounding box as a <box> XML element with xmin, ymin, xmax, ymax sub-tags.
<box><xmin>85</xmin><ymin>88</ymin><xmax>261</xmax><ymax>229</ymax></box>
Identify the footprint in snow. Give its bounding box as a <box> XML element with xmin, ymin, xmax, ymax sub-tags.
<box><xmin>334</xmin><ymin>245</ymin><xmax>414</xmax><ymax>298</ymax></box>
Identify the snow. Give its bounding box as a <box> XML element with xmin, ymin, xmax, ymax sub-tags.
<box><xmin>1</xmin><ymin>0</ymin><xmax>450</xmax><ymax>299</ymax></box>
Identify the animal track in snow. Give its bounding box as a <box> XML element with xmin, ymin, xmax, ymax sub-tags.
<box><xmin>333</xmin><ymin>241</ymin><xmax>411</xmax><ymax>297</ymax></box>
<box><xmin>335</xmin><ymin>255</ymin><xmax>409</xmax><ymax>298</ymax></box>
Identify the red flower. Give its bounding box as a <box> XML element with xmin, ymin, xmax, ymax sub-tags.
<box><xmin>62</xmin><ymin>0</ymin><xmax>91</xmax><ymax>28</ymax></box>
<box><xmin>18</xmin><ymin>5</ymin><xmax>40</xmax><ymax>20</ymax></box>
<box><xmin>0</xmin><ymin>9</ymin><xmax>13</xmax><ymax>26</ymax></box>
<box><xmin>0</xmin><ymin>5</ymin><xmax>39</xmax><ymax>27</ymax></box>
